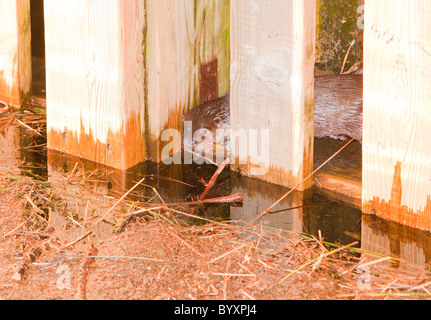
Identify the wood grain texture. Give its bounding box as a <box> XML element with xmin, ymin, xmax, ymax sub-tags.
<box><xmin>145</xmin><ymin>0</ymin><xmax>230</xmax><ymax>162</ymax></box>
<box><xmin>362</xmin><ymin>0</ymin><xmax>431</xmax><ymax>230</ymax></box>
<box><xmin>230</xmin><ymin>0</ymin><xmax>315</xmax><ymax>190</ymax></box>
<box><xmin>0</xmin><ymin>0</ymin><xmax>32</xmax><ymax>107</ymax></box>
<box><xmin>45</xmin><ymin>0</ymin><xmax>146</xmax><ymax>169</ymax></box>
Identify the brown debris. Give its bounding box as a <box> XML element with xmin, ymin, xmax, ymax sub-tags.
<box><xmin>0</xmin><ymin>106</ymin><xmax>430</xmax><ymax>300</ymax></box>
<box><xmin>1</xmin><ymin>172</ymin><xmax>431</xmax><ymax>300</ymax></box>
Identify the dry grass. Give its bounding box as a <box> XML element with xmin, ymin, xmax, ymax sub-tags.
<box><xmin>1</xmin><ymin>171</ymin><xmax>430</xmax><ymax>300</ymax></box>
<box><xmin>1</xmin><ymin>104</ymin><xmax>430</xmax><ymax>300</ymax></box>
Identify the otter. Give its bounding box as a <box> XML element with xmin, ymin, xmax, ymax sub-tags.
<box><xmin>183</xmin><ymin>73</ymin><xmax>363</xmax><ymax>153</ymax></box>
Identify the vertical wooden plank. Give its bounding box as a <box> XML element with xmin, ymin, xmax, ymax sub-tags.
<box><xmin>145</xmin><ymin>0</ymin><xmax>230</xmax><ymax>162</ymax></box>
<box><xmin>0</xmin><ymin>0</ymin><xmax>32</xmax><ymax>107</ymax></box>
<box><xmin>230</xmin><ymin>0</ymin><xmax>315</xmax><ymax>190</ymax></box>
<box><xmin>362</xmin><ymin>1</ymin><xmax>431</xmax><ymax>231</ymax></box>
<box><xmin>45</xmin><ymin>0</ymin><xmax>146</xmax><ymax>170</ymax></box>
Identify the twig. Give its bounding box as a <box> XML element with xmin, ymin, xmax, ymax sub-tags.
<box><xmin>33</xmin><ymin>254</ymin><xmax>165</xmax><ymax>267</ymax></box>
<box><xmin>62</xmin><ymin>230</ymin><xmax>92</xmax><ymax>249</ymax></box>
<box><xmin>240</xmin><ymin>289</ymin><xmax>256</xmax><ymax>300</ymax></box>
<box><xmin>212</xmin><ymin>273</ymin><xmax>256</xmax><ymax>277</ymax></box>
<box><xmin>408</xmin><ymin>281</ymin><xmax>431</xmax><ymax>295</ymax></box>
<box><xmin>197</xmin><ymin>193</ymin><xmax>243</xmax><ymax>204</ymax></box>
<box><xmin>340</xmin><ymin>40</ymin><xmax>356</xmax><ymax>74</ymax></box>
<box><xmin>3</xmin><ymin>221</ymin><xmax>26</xmax><ymax>237</ymax></box>
<box><xmin>66</xmin><ymin>162</ymin><xmax>79</xmax><ymax>183</ymax></box>
<box><xmin>209</xmin><ymin>244</ymin><xmax>246</xmax><ymax>263</ymax></box>
<box><xmin>138</xmin><ymin>193</ymin><xmax>242</xmax><ymax>208</ymax></box>
<box><xmin>15</xmin><ymin>118</ymin><xmax>43</xmax><ymax>136</ymax></box>
<box><xmin>91</xmin><ymin>176</ymin><xmax>146</xmax><ymax>227</ymax></box>
<box><xmin>199</xmin><ymin>157</ymin><xmax>230</xmax><ymax>200</ymax></box>
<box><xmin>127</xmin><ymin>206</ymin><xmax>165</xmax><ymax>216</ymax></box>
<box><xmin>167</xmin><ymin>207</ymin><xmax>232</xmax><ymax>226</ymax></box>
<box><xmin>252</xmin><ymin>138</ymin><xmax>354</xmax><ymax>223</ymax></box>
<box><xmin>278</xmin><ymin>241</ymin><xmax>358</xmax><ymax>284</ymax></box>
<box><xmin>164</xmin><ymin>225</ymin><xmax>203</xmax><ymax>256</ymax></box>
<box><xmin>151</xmin><ymin>186</ymin><xmax>167</xmax><ymax>207</ymax></box>
<box><xmin>380</xmin><ymin>279</ymin><xmax>398</xmax><ymax>294</ymax></box>
<box><xmin>24</xmin><ymin>194</ymin><xmax>48</xmax><ymax>221</ymax></box>
<box><xmin>356</xmin><ymin>256</ymin><xmax>392</xmax><ymax>269</ymax></box>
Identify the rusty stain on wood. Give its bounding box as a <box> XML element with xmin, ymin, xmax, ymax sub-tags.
<box><xmin>200</xmin><ymin>58</ymin><xmax>218</xmax><ymax>104</ymax></box>
<box><xmin>48</xmin><ymin>112</ymin><xmax>145</xmax><ymax>170</ymax></box>
<box><xmin>231</xmin><ymin>135</ymin><xmax>314</xmax><ymax>191</ymax></box>
<box><xmin>0</xmin><ymin>69</ymin><xmax>20</xmax><ymax>106</ymax></box>
<box><xmin>314</xmin><ymin>172</ymin><xmax>362</xmax><ymax>208</ymax></box>
<box><xmin>146</xmin><ymin>102</ymin><xmax>186</xmax><ymax>163</ymax></box>
<box><xmin>233</xmin><ymin>155</ymin><xmax>295</xmax><ymax>189</ymax></box>
<box><xmin>0</xmin><ymin>0</ymin><xmax>32</xmax><ymax>107</ymax></box>
<box><xmin>363</xmin><ymin>162</ymin><xmax>431</xmax><ymax>232</ymax></box>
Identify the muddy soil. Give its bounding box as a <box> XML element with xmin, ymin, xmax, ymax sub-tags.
<box><xmin>1</xmin><ymin>173</ymin><xmax>430</xmax><ymax>300</ymax></box>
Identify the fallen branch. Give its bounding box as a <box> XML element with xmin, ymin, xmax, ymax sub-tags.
<box><xmin>199</xmin><ymin>157</ymin><xmax>230</xmax><ymax>200</ymax></box>
<box><xmin>138</xmin><ymin>193</ymin><xmax>243</xmax><ymax>208</ymax></box>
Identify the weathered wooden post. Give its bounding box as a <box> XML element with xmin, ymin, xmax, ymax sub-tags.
<box><xmin>45</xmin><ymin>0</ymin><xmax>146</xmax><ymax>170</ymax></box>
<box><xmin>145</xmin><ymin>0</ymin><xmax>230</xmax><ymax>162</ymax></box>
<box><xmin>45</xmin><ymin>0</ymin><xmax>230</xmax><ymax>169</ymax></box>
<box><xmin>0</xmin><ymin>0</ymin><xmax>32</xmax><ymax>107</ymax></box>
<box><xmin>230</xmin><ymin>0</ymin><xmax>316</xmax><ymax>190</ymax></box>
<box><xmin>362</xmin><ymin>1</ymin><xmax>431</xmax><ymax>231</ymax></box>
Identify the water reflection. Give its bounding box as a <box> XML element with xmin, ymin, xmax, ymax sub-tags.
<box><xmin>362</xmin><ymin>214</ymin><xmax>431</xmax><ymax>271</ymax></box>
<box><xmin>0</xmin><ymin>124</ymin><xmax>430</xmax><ymax>270</ymax></box>
<box><xmin>0</xmin><ymin>124</ymin><xmax>47</xmax><ymax>179</ymax></box>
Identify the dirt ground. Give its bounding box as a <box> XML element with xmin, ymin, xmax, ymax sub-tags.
<box><xmin>1</xmin><ymin>172</ymin><xmax>431</xmax><ymax>300</ymax></box>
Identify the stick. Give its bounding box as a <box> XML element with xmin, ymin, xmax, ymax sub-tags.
<box><xmin>356</xmin><ymin>256</ymin><xmax>392</xmax><ymax>269</ymax></box>
<box><xmin>209</xmin><ymin>244</ymin><xmax>246</xmax><ymax>263</ymax></box>
<box><xmin>15</xmin><ymin>118</ymin><xmax>43</xmax><ymax>136</ymax></box>
<box><xmin>279</xmin><ymin>241</ymin><xmax>358</xmax><ymax>284</ymax></box>
<box><xmin>24</xmin><ymin>194</ymin><xmax>48</xmax><ymax>221</ymax></box>
<box><xmin>212</xmin><ymin>273</ymin><xmax>256</xmax><ymax>277</ymax></box>
<box><xmin>92</xmin><ymin>176</ymin><xmax>146</xmax><ymax>227</ymax></box>
<box><xmin>199</xmin><ymin>157</ymin><xmax>230</xmax><ymax>200</ymax></box>
<box><xmin>340</xmin><ymin>40</ymin><xmax>355</xmax><ymax>74</ymax></box>
<box><xmin>3</xmin><ymin>221</ymin><xmax>26</xmax><ymax>237</ymax></box>
<box><xmin>143</xmin><ymin>193</ymin><xmax>243</xmax><ymax>207</ymax></box>
<box><xmin>252</xmin><ymin>138</ymin><xmax>354</xmax><ymax>223</ymax></box>
<box><xmin>62</xmin><ymin>230</ymin><xmax>92</xmax><ymax>249</ymax></box>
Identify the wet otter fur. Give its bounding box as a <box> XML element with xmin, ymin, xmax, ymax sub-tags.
<box><xmin>183</xmin><ymin>73</ymin><xmax>363</xmax><ymax>151</ymax></box>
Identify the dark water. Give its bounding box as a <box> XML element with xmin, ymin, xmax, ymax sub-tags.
<box><xmin>1</xmin><ymin>122</ymin><xmax>430</xmax><ymax>271</ymax></box>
